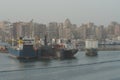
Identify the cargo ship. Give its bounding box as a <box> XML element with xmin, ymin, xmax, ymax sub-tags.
<box><xmin>36</xmin><ymin>35</ymin><xmax>56</xmax><ymax>59</ymax></box>
<box><xmin>8</xmin><ymin>37</ymin><xmax>37</xmax><ymax>59</ymax></box>
<box><xmin>53</xmin><ymin>46</ymin><xmax>78</xmax><ymax>58</ymax></box>
<box><xmin>37</xmin><ymin>44</ymin><xmax>78</xmax><ymax>59</ymax></box>
<box><xmin>52</xmin><ymin>39</ymin><xmax>78</xmax><ymax>58</ymax></box>
<box><xmin>8</xmin><ymin>35</ymin><xmax>78</xmax><ymax>59</ymax></box>
<box><xmin>38</xmin><ymin>37</ymin><xmax>78</xmax><ymax>59</ymax></box>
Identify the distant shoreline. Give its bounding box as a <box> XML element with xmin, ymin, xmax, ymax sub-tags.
<box><xmin>80</xmin><ymin>48</ymin><xmax>120</xmax><ymax>51</ymax></box>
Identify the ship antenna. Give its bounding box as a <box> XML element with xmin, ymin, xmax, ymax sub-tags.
<box><xmin>44</xmin><ymin>34</ymin><xmax>47</xmax><ymax>46</ymax></box>
<box><xmin>30</xmin><ymin>19</ymin><xmax>34</xmax><ymax>38</ymax></box>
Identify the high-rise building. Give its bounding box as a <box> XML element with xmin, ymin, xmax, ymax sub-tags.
<box><xmin>0</xmin><ymin>21</ymin><xmax>12</xmax><ymax>41</ymax></box>
<box><xmin>63</xmin><ymin>18</ymin><xmax>72</xmax><ymax>28</ymax></box>
<box><xmin>34</xmin><ymin>23</ymin><xmax>46</xmax><ymax>39</ymax></box>
<box><xmin>114</xmin><ymin>24</ymin><xmax>120</xmax><ymax>36</ymax></box>
<box><xmin>107</xmin><ymin>22</ymin><xmax>118</xmax><ymax>39</ymax></box>
<box><xmin>86</xmin><ymin>22</ymin><xmax>97</xmax><ymax>39</ymax></box>
<box><xmin>71</xmin><ymin>24</ymin><xmax>78</xmax><ymax>39</ymax></box>
<box><xmin>79</xmin><ymin>22</ymin><xmax>97</xmax><ymax>40</ymax></box>
<box><xmin>79</xmin><ymin>24</ymin><xmax>88</xmax><ymax>40</ymax></box>
<box><xmin>48</xmin><ymin>22</ymin><xmax>58</xmax><ymax>39</ymax></box>
<box><xmin>0</xmin><ymin>21</ymin><xmax>4</xmax><ymax>29</ymax></box>
<box><xmin>96</xmin><ymin>25</ymin><xmax>105</xmax><ymax>41</ymax></box>
<box><xmin>12</xmin><ymin>22</ymin><xmax>33</xmax><ymax>39</ymax></box>
<box><xmin>12</xmin><ymin>22</ymin><xmax>24</xmax><ymax>39</ymax></box>
<box><xmin>63</xmin><ymin>18</ymin><xmax>73</xmax><ymax>39</ymax></box>
<box><xmin>58</xmin><ymin>23</ymin><xmax>64</xmax><ymax>39</ymax></box>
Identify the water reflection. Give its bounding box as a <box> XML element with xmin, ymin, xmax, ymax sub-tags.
<box><xmin>1</xmin><ymin>51</ymin><xmax>120</xmax><ymax>80</ymax></box>
<box><xmin>58</xmin><ymin>57</ymin><xmax>78</xmax><ymax>64</ymax></box>
<box><xmin>16</xmin><ymin>59</ymin><xmax>52</xmax><ymax>69</ymax></box>
<box><xmin>1</xmin><ymin>51</ymin><xmax>120</xmax><ymax>71</ymax></box>
<box><xmin>85</xmin><ymin>55</ymin><xmax>99</xmax><ymax>63</ymax></box>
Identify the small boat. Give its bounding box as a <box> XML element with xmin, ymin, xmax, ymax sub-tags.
<box><xmin>85</xmin><ymin>39</ymin><xmax>98</xmax><ymax>56</ymax></box>
<box><xmin>0</xmin><ymin>47</ymin><xmax>8</xmax><ymax>53</ymax></box>
<box><xmin>8</xmin><ymin>37</ymin><xmax>37</xmax><ymax>59</ymax></box>
<box><xmin>0</xmin><ymin>43</ymin><xmax>9</xmax><ymax>53</ymax></box>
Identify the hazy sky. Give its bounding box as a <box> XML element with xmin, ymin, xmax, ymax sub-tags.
<box><xmin>0</xmin><ymin>0</ymin><xmax>120</xmax><ymax>26</ymax></box>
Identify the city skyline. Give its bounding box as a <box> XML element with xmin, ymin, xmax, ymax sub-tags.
<box><xmin>1</xmin><ymin>18</ymin><xmax>120</xmax><ymax>41</ymax></box>
<box><xmin>0</xmin><ymin>18</ymin><xmax>120</xmax><ymax>27</ymax></box>
<box><xmin>0</xmin><ymin>0</ymin><xmax>120</xmax><ymax>26</ymax></box>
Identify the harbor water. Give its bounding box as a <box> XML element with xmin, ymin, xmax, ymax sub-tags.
<box><xmin>1</xmin><ymin>51</ymin><xmax>120</xmax><ymax>80</ymax></box>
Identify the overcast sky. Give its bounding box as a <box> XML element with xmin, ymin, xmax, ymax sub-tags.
<box><xmin>0</xmin><ymin>0</ymin><xmax>120</xmax><ymax>26</ymax></box>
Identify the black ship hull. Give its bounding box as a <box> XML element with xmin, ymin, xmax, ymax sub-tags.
<box><xmin>85</xmin><ymin>48</ymin><xmax>98</xmax><ymax>56</ymax></box>
<box><xmin>54</xmin><ymin>49</ymin><xmax>78</xmax><ymax>58</ymax></box>
<box><xmin>37</xmin><ymin>45</ymin><xmax>78</xmax><ymax>59</ymax></box>
<box><xmin>58</xmin><ymin>49</ymin><xmax>78</xmax><ymax>58</ymax></box>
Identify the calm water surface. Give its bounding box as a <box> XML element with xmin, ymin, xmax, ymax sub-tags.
<box><xmin>0</xmin><ymin>51</ymin><xmax>120</xmax><ymax>80</ymax></box>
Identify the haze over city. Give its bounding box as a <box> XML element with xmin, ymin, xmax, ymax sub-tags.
<box><xmin>0</xmin><ymin>0</ymin><xmax>120</xmax><ymax>26</ymax></box>
<box><xmin>1</xmin><ymin>1</ymin><xmax>120</xmax><ymax>80</ymax></box>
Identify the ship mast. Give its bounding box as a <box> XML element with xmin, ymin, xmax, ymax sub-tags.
<box><xmin>30</xmin><ymin>19</ymin><xmax>34</xmax><ymax>38</ymax></box>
